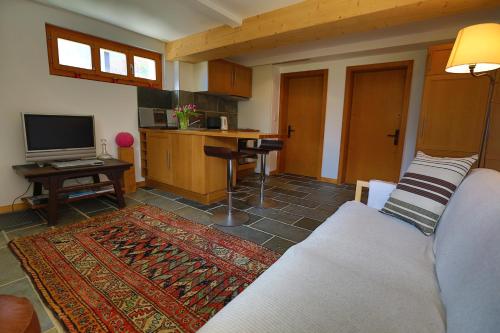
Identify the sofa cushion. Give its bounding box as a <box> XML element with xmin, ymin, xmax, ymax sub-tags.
<box><xmin>381</xmin><ymin>151</ymin><xmax>477</xmax><ymax>235</ymax></box>
<box><xmin>434</xmin><ymin>169</ymin><xmax>500</xmax><ymax>333</ymax></box>
<box><xmin>199</xmin><ymin>202</ymin><xmax>444</xmax><ymax>333</ymax></box>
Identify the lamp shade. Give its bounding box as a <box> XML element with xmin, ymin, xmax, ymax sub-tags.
<box><xmin>446</xmin><ymin>23</ymin><xmax>500</xmax><ymax>73</ymax></box>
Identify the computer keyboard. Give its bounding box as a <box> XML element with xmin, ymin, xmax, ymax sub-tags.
<box><xmin>51</xmin><ymin>159</ymin><xmax>104</xmax><ymax>169</ymax></box>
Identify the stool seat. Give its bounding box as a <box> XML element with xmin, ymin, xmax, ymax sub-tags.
<box><xmin>0</xmin><ymin>295</ymin><xmax>41</xmax><ymax>333</ymax></box>
<box><xmin>241</xmin><ymin>140</ymin><xmax>284</xmax><ymax>155</ymax></box>
<box><xmin>204</xmin><ymin>146</ymin><xmax>248</xmax><ymax>160</ymax></box>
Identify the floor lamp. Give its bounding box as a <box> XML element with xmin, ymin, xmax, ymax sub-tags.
<box><xmin>445</xmin><ymin>23</ymin><xmax>500</xmax><ymax>167</ymax></box>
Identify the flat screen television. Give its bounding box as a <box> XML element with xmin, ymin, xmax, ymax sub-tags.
<box><xmin>22</xmin><ymin>113</ymin><xmax>96</xmax><ymax>162</ymax></box>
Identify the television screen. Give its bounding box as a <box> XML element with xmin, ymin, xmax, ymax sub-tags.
<box><xmin>23</xmin><ymin>114</ymin><xmax>95</xmax><ymax>151</ymax></box>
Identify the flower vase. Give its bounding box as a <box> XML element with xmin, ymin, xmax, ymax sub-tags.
<box><xmin>178</xmin><ymin>114</ymin><xmax>189</xmax><ymax>130</ymax></box>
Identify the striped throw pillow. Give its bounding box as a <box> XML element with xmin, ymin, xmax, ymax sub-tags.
<box><xmin>381</xmin><ymin>151</ymin><xmax>477</xmax><ymax>235</ymax></box>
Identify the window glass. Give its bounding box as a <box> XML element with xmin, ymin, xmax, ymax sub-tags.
<box><xmin>57</xmin><ymin>38</ymin><xmax>92</xmax><ymax>69</ymax></box>
<box><xmin>134</xmin><ymin>56</ymin><xmax>156</xmax><ymax>80</ymax></box>
<box><xmin>100</xmin><ymin>48</ymin><xmax>127</xmax><ymax>75</ymax></box>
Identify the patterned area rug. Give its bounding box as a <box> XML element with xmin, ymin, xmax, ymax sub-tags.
<box><xmin>10</xmin><ymin>205</ymin><xmax>279</xmax><ymax>333</ymax></box>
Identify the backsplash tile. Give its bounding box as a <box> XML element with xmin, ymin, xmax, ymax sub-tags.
<box><xmin>137</xmin><ymin>88</ymin><xmax>239</xmax><ymax>130</ymax></box>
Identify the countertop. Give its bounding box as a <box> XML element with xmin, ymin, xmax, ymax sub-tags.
<box><xmin>139</xmin><ymin>128</ymin><xmax>282</xmax><ymax>139</ymax></box>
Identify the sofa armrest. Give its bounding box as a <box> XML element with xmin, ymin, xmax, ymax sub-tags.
<box><xmin>355</xmin><ymin>180</ymin><xmax>396</xmax><ymax>209</ymax></box>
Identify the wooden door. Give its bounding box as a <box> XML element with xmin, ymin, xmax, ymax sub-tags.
<box><xmin>341</xmin><ymin>62</ymin><xmax>413</xmax><ymax>183</ymax></box>
<box><xmin>232</xmin><ymin>64</ymin><xmax>252</xmax><ymax>97</ymax></box>
<box><xmin>208</xmin><ymin>59</ymin><xmax>233</xmax><ymax>94</ymax></box>
<box><xmin>146</xmin><ymin>134</ymin><xmax>172</xmax><ymax>184</ymax></box>
<box><xmin>279</xmin><ymin>70</ymin><xmax>327</xmax><ymax>177</ymax></box>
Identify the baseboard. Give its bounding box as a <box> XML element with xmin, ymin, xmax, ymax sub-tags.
<box><xmin>0</xmin><ymin>202</ymin><xmax>29</xmax><ymax>214</ymax></box>
<box><xmin>269</xmin><ymin>170</ymin><xmax>280</xmax><ymax>176</ymax></box>
<box><xmin>136</xmin><ymin>181</ymin><xmax>146</xmax><ymax>188</ymax></box>
<box><xmin>318</xmin><ymin>176</ymin><xmax>338</xmax><ymax>184</ymax></box>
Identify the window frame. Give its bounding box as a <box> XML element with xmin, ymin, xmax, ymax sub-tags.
<box><xmin>45</xmin><ymin>24</ymin><xmax>162</xmax><ymax>89</ymax></box>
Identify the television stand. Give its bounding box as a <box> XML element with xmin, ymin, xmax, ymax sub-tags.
<box><xmin>12</xmin><ymin>159</ymin><xmax>132</xmax><ymax>226</ymax></box>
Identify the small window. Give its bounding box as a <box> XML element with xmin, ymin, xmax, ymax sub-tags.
<box><xmin>57</xmin><ymin>38</ymin><xmax>92</xmax><ymax>69</ymax></box>
<box><xmin>46</xmin><ymin>24</ymin><xmax>162</xmax><ymax>88</ymax></box>
<box><xmin>100</xmin><ymin>48</ymin><xmax>127</xmax><ymax>76</ymax></box>
<box><xmin>134</xmin><ymin>56</ymin><xmax>156</xmax><ymax>80</ymax></box>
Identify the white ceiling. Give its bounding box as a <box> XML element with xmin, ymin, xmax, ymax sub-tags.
<box><xmin>32</xmin><ymin>0</ymin><xmax>302</xmax><ymax>41</ymax></box>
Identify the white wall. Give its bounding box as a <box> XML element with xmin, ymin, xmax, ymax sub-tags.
<box><xmin>239</xmin><ymin>49</ymin><xmax>427</xmax><ymax>180</ymax></box>
<box><xmin>0</xmin><ymin>0</ymin><xmax>165</xmax><ymax>206</ymax></box>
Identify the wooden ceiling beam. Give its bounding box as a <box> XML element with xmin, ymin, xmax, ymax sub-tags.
<box><xmin>165</xmin><ymin>0</ymin><xmax>500</xmax><ymax>62</ymax></box>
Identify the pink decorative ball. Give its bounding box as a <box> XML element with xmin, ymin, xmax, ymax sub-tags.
<box><xmin>115</xmin><ymin>132</ymin><xmax>134</xmax><ymax>147</ymax></box>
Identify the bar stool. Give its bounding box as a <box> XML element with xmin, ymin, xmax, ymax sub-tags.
<box><xmin>241</xmin><ymin>139</ymin><xmax>284</xmax><ymax>208</ymax></box>
<box><xmin>204</xmin><ymin>146</ymin><xmax>250</xmax><ymax>226</ymax></box>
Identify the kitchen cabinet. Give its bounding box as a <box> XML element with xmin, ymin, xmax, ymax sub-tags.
<box><xmin>146</xmin><ymin>133</ymin><xmax>172</xmax><ymax>184</ymax></box>
<box><xmin>416</xmin><ymin>43</ymin><xmax>492</xmax><ymax>160</ymax></box>
<box><xmin>207</xmin><ymin>59</ymin><xmax>252</xmax><ymax>98</ymax></box>
<box><xmin>140</xmin><ymin>129</ymin><xmax>279</xmax><ymax>204</ymax></box>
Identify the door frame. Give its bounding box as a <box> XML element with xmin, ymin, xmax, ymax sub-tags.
<box><xmin>277</xmin><ymin>69</ymin><xmax>329</xmax><ymax>178</ymax></box>
<box><xmin>337</xmin><ymin>60</ymin><xmax>414</xmax><ymax>184</ymax></box>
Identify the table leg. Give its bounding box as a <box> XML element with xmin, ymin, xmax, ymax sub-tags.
<box><xmin>47</xmin><ymin>177</ymin><xmax>59</xmax><ymax>226</ymax></box>
<box><xmin>109</xmin><ymin>171</ymin><xmax>126</xmax><ymax>208</ymax></box>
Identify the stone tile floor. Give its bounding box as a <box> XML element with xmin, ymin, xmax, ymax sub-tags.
<box><xmin>0</xmin><ymin>173</ymin><xmax>359</xmax><ymax>332</ymax></box>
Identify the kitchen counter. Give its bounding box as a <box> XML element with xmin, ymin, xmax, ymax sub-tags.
<box><xmin>138</xmin><ymin>128</ymin><xmax>280</xmax><ymax>204</ymax></box>
<box><xmin>139</xmin><ymin>128</ymin><xmax>281</xmax><ymax>139</ymax></box>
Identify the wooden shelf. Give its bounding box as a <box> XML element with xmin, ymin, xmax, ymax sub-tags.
<box><xmin>23</xmin><ymin>189</ymin><xmax>115</xmax><ymax>210</ymax></box>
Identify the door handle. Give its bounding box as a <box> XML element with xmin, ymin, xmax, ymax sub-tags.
<box><xmin>287</xmin><ymin>125</ymin><xmax>295</xmax><ymax>138</ymax></box>
<box><xmin>387</xmin><ymin>129</ymin><xmax>400</xmax><ymax>145</ymax></box>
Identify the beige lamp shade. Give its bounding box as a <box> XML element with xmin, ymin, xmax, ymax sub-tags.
<box><xmin>446</xmin><ymin>23</ymin><xmax>500</xmax><ymax>73</ymax></box>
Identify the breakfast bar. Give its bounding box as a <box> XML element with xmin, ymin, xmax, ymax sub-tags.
<box><xmin>139</xmin><ymin>129</ymin><xmax>281</xmax><ymax>204</ymax></box>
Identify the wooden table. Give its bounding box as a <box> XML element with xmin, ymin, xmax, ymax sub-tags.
<box><xmin>13</xmin><ymin>159</ymin><xmax>132</xmax><ymax>225</ymax></box>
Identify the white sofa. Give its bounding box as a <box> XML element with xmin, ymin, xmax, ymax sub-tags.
<box><xmin>199</xmin><ymin>169</ymin><xmax>500</xmax><ymax>333</ymax></box>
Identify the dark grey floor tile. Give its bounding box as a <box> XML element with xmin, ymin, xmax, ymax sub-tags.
<box><xmin>126</xmin><ymin>189</ymin><xmax>157</xmax><ymax>202</ymax></box>
<box><xmin>265</xmin><ymin>187</ymin><xmax>308</xmax><ymax>198</ymax></box>
<box><xmin>139</xmin><ymin>186</ymin><xmax>155</xmax><ymax>191</ymax></box>
<box><xmin>244</xmin><ymin>195</ymin><xmax>289</xmax><ymax>209</ymax></box>
<box><xmin>294</xmin><ymin>217</ymin><xmax>323</xmax><ymax>231</ymax></box>
<box><xmin>70</xmin><ymin>198</ymin><xmax>110</xmax><ymax>213</ymax></box>
<box><xmin>86</xmin><ymin>207</ymin><xmax>118</xmax><ymax>217</ymax></box>
<box><xmin>0</xmin><ymin>210</ymin><xmax>43</xmax><ymax>231</ymax></box>
<box><xmin>251</xmin><ymin>218</ymin><xmax>311</xmax><ymax>242</ymax></box>
<box><xmin>100</xmin><ymin>196</ymin><xmax>141</xmax><ymax>208</ymax></box>
<box><xmin>144</xmin><ymin>196</ymin><xmax>185</xmax><ymax>211</ymax></box>
<box><xmin>176</xmin><ymin>198</ymin><xmax>221</xmax><ymax>211</ymax></box>
<box><xmin>271</xmin><ymin>194</ymin><xmax>320</xmax><ymax>209</ymax></box>
<box><xmin>6</xmin><ymin>224</ymin><xmax>51</xmax><ymax>239</ymax></box>
<box><xmin>0</xmin><ymin>247</ymin><xmax>25</xmax><ymax>285</ymax></box>
<box><xmin>239</xmin><ymin>181</ymin><xmax>274</xmax><ymax>191</ymax></box>
<box><xmin>0</xmin><ymin>278</ymin><xmax>54</xmax><ymax>332</ymax></box>
<box><xmin>150</xmin><ymin>189</ymin><xmax>181</xmax><ymax>200</ymax></box>
<box><xmin>214</xmin><ymin>225</ymin><xmax>272</xmax><ymax>244</ymax></box>
<box><xmin>248</xmin><ymin>207</ymin><xmax>301</xmax><ymax>224</ymax></box>
<box><xmin>207</xmin><ymin>206</ymin><xmax>263</xmax><ymax>225</ymax></box>
<box><xmin>288</xmin><ymin>180</ymin><xmax>323</xmax><ymax>189</ymax></box>
<box><xmin>282</xmin><ymin>204</ymin><xmax>332</xmax><ymax>222</ymax></box>
<box><xmin>217</xmin><ymin>198</ymin><xmax>253</xmax><ymax>210</ymax></box>
<box><xmin>317</xmin><ymin>202</ymin><xmax>344</xmax><ymax>215</ymax></box>
<box><xmin>262</xmin><ymin>236</ymin><xmax>296</xmax><ymax>254</ymax></box>
<box><xmin>55</xmin><ymin>208</ymin><xmax>86</xmax><ymax>226</ymax></box>
<box><xmin>232</xmin><ymin>191</ymin><xmax>253</xmax><ymax>200</ymax></box>
<box><xmin>0</xmin><ymin>233</ymin><xmax>7</xmax><ymax>247</ymax></box>
<box><xmin>174</xmin><ymin>206</ymin><xmax>213</xmax><ymax>226</ymax></box>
